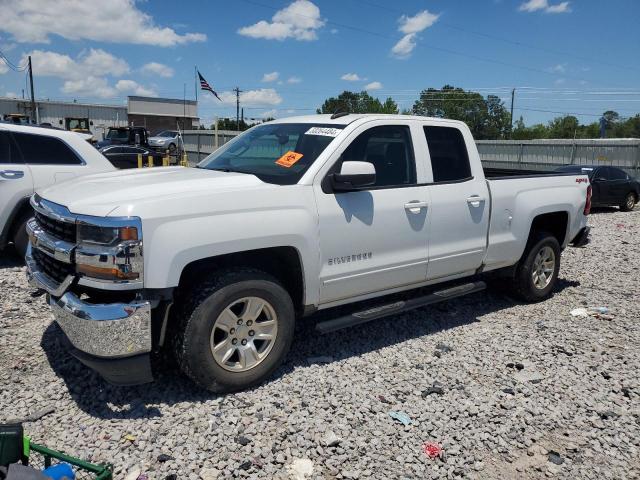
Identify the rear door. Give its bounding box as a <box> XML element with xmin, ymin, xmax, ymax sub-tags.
<box><xmin>421</xmin><ymin>124</ymin><xmax>490</xmax><ymax>280</ymax></box>
<box><xmin>0</xmin><ymin>131</ymin><xmax>33</xmax><ymax>239</ymax></box>
<box><xmin>11</xmin><ymin>131</ymin><xmax>86</xmax><ymax>189</ymax></box>
<box><xmin>608</xmin><ymin>167</ymin><xmax>630</xmax><ymax>204</ymax></box>
<box><xmin>314</xmin><ymin>121</ymin><xmax>430</xmax><ymax>304</ymax></box>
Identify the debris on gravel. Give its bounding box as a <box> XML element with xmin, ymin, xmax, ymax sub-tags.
<box><xmin>1</xmin><ymin>209</ymin><xmax>639</xmax><ymax>479</ymax></box>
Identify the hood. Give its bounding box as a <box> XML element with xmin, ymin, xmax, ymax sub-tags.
<box><xmin>37</xmin><ymin>167</ymin><xmax>271</xmax><ymax>217</ymax></box>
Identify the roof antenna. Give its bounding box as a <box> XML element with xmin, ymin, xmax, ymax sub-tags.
<box><xmin>330</xmin><ymin>110</ymin><xmax>349</xmax><ymax>120</ymax></box>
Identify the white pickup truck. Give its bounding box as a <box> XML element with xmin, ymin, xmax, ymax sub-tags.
<box><xmin>0</xmin><ymin>123</ymin><xmax>115</xmax><ymax>257</ymax></box>
<box><xmin>25</xmin><ymin>114</ymin><xmax>591</xmax><ymax>392</ymax></box>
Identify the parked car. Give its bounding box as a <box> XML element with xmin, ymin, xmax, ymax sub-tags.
<box><xmin>95</xmin><ymin>126</ymin><xmax>149</xmax><ymax>149</ymax></box>
<box><xmin>26</xmin><ymin>114</ymin><xmax>591</xmax><ymax>392</ymax></box>
<box><xmin>148</xmin><ymin>130</ymin><xmax>179</xmax><ymax>154</ymax></box>
<box><xmin>0</xmin><ymin>123</ymin><xmax>116</xmax><ymax>257</ymax></box>
<box><xmin>555</xmin><ymin>165</ymin><xmax>639</xmax><ymax>211</ymax></box>
<box><xmin>99</xmin><ymin>145</ymin><xmax>165</xmax><ymax>169</ymax></box>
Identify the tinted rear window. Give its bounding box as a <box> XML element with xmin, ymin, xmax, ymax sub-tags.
<box><xmin>12</xmin><ymin>132</ymin><xmax>82</xmax><ymax>165</ymax></box>
<box><xmin>423</xmin><ymin>126</ymin><xmax>471</xmax><ymax>182</ymax></box>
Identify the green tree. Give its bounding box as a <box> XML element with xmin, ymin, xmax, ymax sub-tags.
<box><xmin>411</xmin><ymin>85</ymin><xmax>511</xmax><ymax>139</ymax></box>
<box><xmin>548</xmin><ymin>115</ymin><xmax>580</xmax><ymax>138</ymax></box>
<box><xmin>317</xmin><ymin>91</ymin><xmax>398</xmax><ymax>114</ymax></box>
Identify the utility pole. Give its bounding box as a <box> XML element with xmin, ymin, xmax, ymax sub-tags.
<box><xmin>233</xmin><ymin>87</ymin><xmax>242</xmax><ymax>131</ymax></box>
<box><xmin>509</xmin><ymin>88</ymin><xmax>515</xmax><ymax>138</ymax></box>
<box><xmin>28</xmin><ymin>55</ymin><xmax>36</xmax><ymax>124</ymax></box>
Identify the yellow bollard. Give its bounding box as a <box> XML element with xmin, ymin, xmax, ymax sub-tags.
<box><xmin>148</xmin><ymin>155</ymin><xmax>153</xmax><ymax>168</ymax></box>
<box><xmin>137</xmin><ymin>153</ymin><xmax>143</xmax><ymax>168</ymax></box>
<box><xmin>163</xmin><ymin>149</ymin><xmax>170</xmax><ymax>167</ymax></box>
<box><xmin>181</xmin><ymin>152</ymin><xmax>188</xmax><ymax>167</ymax></box>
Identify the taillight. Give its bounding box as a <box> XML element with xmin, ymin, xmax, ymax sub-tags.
<box><xmin>584</xmin><ymin>184</ymin><xmax>592</xmax><ymax>215</ymax></box>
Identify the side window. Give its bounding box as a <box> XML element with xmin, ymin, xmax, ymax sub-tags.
<box><xmin>0</xmin><ymin>131</ymin><xmax>22</xmax><ymax>164</ymax></box>
<box><xmin>596</xmin><ymin>167</ymin><xmax>611</xmax><ymax>180</ymax></box>
<box><xmin>423</xmin><ymin>126</ymin><xmax>472</xmax><ymax>183</ymax></box>
<box><xmin>609</xmin><ymin>168</ymin><xmax>627</xmax><ymax>180</ymax></box>
<box><xmin>12</xmin><ymin>132</ymin><xmax>82</xmax><ymax>165</ymax></box>
<box><xmin>341</xmin><ymin>125</ymin><xmax>416</xmax><ymax>187</ymax></box>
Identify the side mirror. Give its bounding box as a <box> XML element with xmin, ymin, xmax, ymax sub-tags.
<box><xmin>331</xmin><ymin>161</ymin><xmax>376</xmax><ymax>192</ymax></box>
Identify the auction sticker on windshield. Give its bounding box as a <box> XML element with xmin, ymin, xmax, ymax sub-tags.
<box><xmin>305</xmin><ymin>127</ymin><xmax>342</xmax><ymax>137</ymax></box>
<box><xmin>275</xmin><ymin>151</ymin><xmax>304</xmax><ymax>168</ymax></box>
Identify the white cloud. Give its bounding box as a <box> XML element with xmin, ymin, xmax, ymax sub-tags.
<box><xmin>24</xmin><ymin>49</ymin><xmax>157</xmax><ymax>99</ymax></box>
<box><xmin>398</xmin><ymin>10</ymin><xmax>440</xmax><ymax>34</ymax></box>
<box><xmin>115</xmin><ymin>80</ymin><xmax>157</xmax><ymax>97</ymax></box>
<box><xmin>555</xmin><ymin>78</ymin><xmax>566</xmax><ymax>85</ymax></box>
<box><xmin>262</xmin><ymin>71</ymin><xmax>279</xmax><ymax>82</ymax></box>
<box><xmin>391</xmin><ymin>10</ymin><xmax>439</xmax><ymax>58</ymax></box>
<box><xmin>0</xmin><ymin>0</ymin><xmax>206</xmax><ymax>46</ymax></box>
<box><xmin>391</xmin><ymin>34</ymin><xmax>417</xmax><ymax>58</ymax></box>
<box><xmin>238</xmin><ymin>0</ymin><xmax>324</xmax><ymax>41</ymax></box>
<box><xmin>287</xmin><ymin>76</ymin><xmax>302</xmax><ymax>84</ymax></box>
<box><xmin>0</xmin><ymin>63</ymin><xmax>8</xmax><ymax>75</ymax></box>
<box><xmin>5</xmin><ymin>91</ymin><xmax>18</xmax><ymax>98</ymax></box>
<box><xmin>141</xmin><ymin>62</ymin><xmax>174</xmax><ymax>78</ymax></box>
<box><xmin>550</xmin><ymin>63</ymin><xmax>566</xmax><ymax>73</ymax></box>
<box><xmin>261</xmin><ymin>109</ymin><xmax>277</xmax><ymax>118</ymax></box>
<box><xmin>519</xmin><ymin>0</ymin><xmax>571</xmax><ymax>13</ymax></box>
<box><xmin>23</xmin><ymin>49</ymin><xmax>130</xmax><ymax>80</ymax></box>
<box><xmin>341</xmin><ymin>73</ymin><xmax>363</xmax><ymax>81</ymax></box>
<box><xmin>364</xmin><ymin>81</ymin><xmax>383</xmax><ymax>91</ymax></box>
<box><xmin>216</xmin><ymin>88</ymin><xmax>283</xmax><ymax>107</ymax></box>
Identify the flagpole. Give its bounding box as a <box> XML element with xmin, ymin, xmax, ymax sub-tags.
<box><xmin>194</xmin><ymin>66</ymin><xmax>198</xmax><ymax>102</ymax></box>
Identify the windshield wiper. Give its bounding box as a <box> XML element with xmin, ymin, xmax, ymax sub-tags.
<box><xmin>207</xmin><ymin>167</ymin><xmax>251</xmax><ymax>175</ymax></box>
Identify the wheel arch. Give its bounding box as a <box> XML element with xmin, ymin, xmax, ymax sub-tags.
<box><xmin>176</xmin><ymin>246</ymin><xmax>306</xmax><ymax>314</ymax></box>
<box><xmin>0</xmin><ymin>196</ymin><xmax>33</xmax><ymax>249</ymax></box>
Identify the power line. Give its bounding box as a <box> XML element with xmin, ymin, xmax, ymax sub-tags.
<box><xmin>355</xmin><ymin>0</ymin><xmax>640</xmax><ymax>73</ymax></box>
<box><xmin>0</xmin><ymin>49</ymin><xmax>28</xmax><ymax>72</ymax></box>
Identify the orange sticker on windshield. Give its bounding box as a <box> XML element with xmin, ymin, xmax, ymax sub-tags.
<box><xmin>275</xmin><ymin>151</ymin><xmax>303</xmax><ymax>168</ymax></box>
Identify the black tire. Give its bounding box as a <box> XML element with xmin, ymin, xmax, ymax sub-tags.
<box><xmin>168</xmin><ymin>143</ymin><xmax>177</xmax><ymax>155</ymax></box>
<box><xmin>512</xmin><ymin>232</ymin><xmax>561</xmax><ymax>303</ymax></box>
<box><xmin>620</xmin><ymin>192</ymin><xmax>636</xmax><ymax>212</ymax></box>
<box><xmin>173</xmin><ymin>268</ymin><xmax>295</xmax><ymax>392</ymax></box>
<box><xmin>11</xmin><ymin>211</ymin><xmax>32</xmax><ymax>260</ymax></box>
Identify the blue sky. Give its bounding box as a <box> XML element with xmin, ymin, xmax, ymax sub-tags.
<box><xmin>1</xmin><ymin>0</ymin><xmax>639</xmax><ymax>127</ymax></box>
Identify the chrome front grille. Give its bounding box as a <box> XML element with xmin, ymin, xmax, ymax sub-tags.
<box><xmin>34</xmin><ymin>211</ymin><xmax>76</xmax><ymax>243</ymax></box>
<box><xmin>32</xmin><ymin>247</ymin><xmax>74</xmax><ymax>283</ymax></box>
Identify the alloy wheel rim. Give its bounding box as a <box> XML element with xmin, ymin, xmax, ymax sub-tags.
<box><xmin>210</xmin><ymin>296</ymin><xmax>278</xmax><ymax>372</ymax></box>
<box><xmin>532</xmin><ymin>246</ymin><xmax>556</xmax><ymax>290</ymax></box>
<box><xmin>627</xmin><ymin>195</ymin><xmax>634</xmax><ymax>209</ymax></box>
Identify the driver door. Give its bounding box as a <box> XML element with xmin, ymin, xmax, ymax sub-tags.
<box><xmin>314</xmin><ymin>122</ymin><xmax>430</xmax><ymax>305</ymax></box>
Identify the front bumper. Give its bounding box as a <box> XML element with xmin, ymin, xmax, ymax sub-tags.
<box><xmin>26</xmin><ymin>246</ymin><xmax>154</xmax><ymax>385</ymax></box>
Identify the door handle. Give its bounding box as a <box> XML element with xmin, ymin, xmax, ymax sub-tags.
<box><xmin>0</xmin><ymin>170</ymin><xmax>25</xmax><ymax>180</ymax></box>
<box><xmin>466</xmin><ymin>195</ymin><xmax>485</xmax><ymax>207</ymax></box>
<box><xmin>404</xmin><ymin>201</ymin><xmax>428</xmax><ymax>214</ymax></box>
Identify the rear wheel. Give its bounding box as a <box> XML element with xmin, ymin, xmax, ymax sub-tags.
<box><xmin>620</xmin><ymin>192</ymin><xmax>636</xmax><ymax>212</ymax></box>
<box><xmin>511</xmin><ymin>232</ymin><xmax>561</xmax><ymax>302</ymax></box>
<box><xmin>174</xmin><ymin>269</ymin><xmax>295</xmax><ymax>392</ymax></box>
<box><xmin>168</xmin><ymin>143</ymin><xmax>177</xmax><ymax>155</ymax></box>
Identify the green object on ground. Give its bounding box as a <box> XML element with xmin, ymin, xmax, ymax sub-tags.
<box><xmin>23</xmin><ymin>435</ymin><xmax>30</xmax><ymax>458</ymax></box>
<box><xmin>26</xmin><ymin>443</ymin><xmax>112</xmax><ymax>480</ymax></box>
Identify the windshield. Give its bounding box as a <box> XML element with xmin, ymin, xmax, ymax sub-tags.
<box><xmin>106</xmin><ymin>129</ymin><xmax>129</xmax><ymax>141</ymax></box>
<box><xmin>198</xmin><ymin>123</ymin><xmax>344</xmax><ymax>185</ymax></box>
<box><xmin>156</xmin><ymin>130</ymin><xmax>177</xmax><ymax>137</ymax></box>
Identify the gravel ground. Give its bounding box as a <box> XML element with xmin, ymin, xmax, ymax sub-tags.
<box><xmin>1</xmin><ymin>208</ymin><xmax>639</xmax><ymax>480</ymax></box>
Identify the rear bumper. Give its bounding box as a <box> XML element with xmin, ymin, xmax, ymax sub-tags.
<box><xmin>570</xmin><ymin>226</ymin><xmax>590</xmax><ymax>248</ymax></box>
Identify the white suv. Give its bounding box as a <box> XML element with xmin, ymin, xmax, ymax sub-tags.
<box><xmin>0</xmin><ymin>123</ymin><xmax>115</xmax><ymax>257</ymax></box>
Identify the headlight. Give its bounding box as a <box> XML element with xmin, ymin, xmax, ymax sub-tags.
<box><xmin>75</xmin><ymin>218</ymin><xmax>143</xmax><ymax>286</ymax></box>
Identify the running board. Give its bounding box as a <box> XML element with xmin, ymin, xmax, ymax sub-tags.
<box><xmin>315</xmin><ymin>281</ymin><xmax>486</xmax><ymax>334</ymax></box>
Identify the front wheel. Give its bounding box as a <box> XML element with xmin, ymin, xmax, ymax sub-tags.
<box><xmin>174</xmin><ymin>269</ymin><xmax>295</xmax><ymax>392</ymax></box>
<box><xmin>620</xmin><ymin>192</ymin><xmax>636</xmax><ymax>212</ymax></box>
<box><xmin>511</xmin><ymin>232</ymin><xmax>561</xmax><ymax>302</ymax></box>
<box><xmin>12</xmin><ymin>211</ymin><xmax>32</xmax><ymax>260</ymax></box>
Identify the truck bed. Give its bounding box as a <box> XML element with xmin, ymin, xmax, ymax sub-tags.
<box><xmin>483</xmin><ymin>166</ymin><xmax>576</xmax><ymax>179</ymax></box>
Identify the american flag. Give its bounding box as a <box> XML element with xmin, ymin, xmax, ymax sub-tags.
<box><xmin>198</xmin><ymin>71</ymin><xmax>221</xmax><ymax>101</ymax></box>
